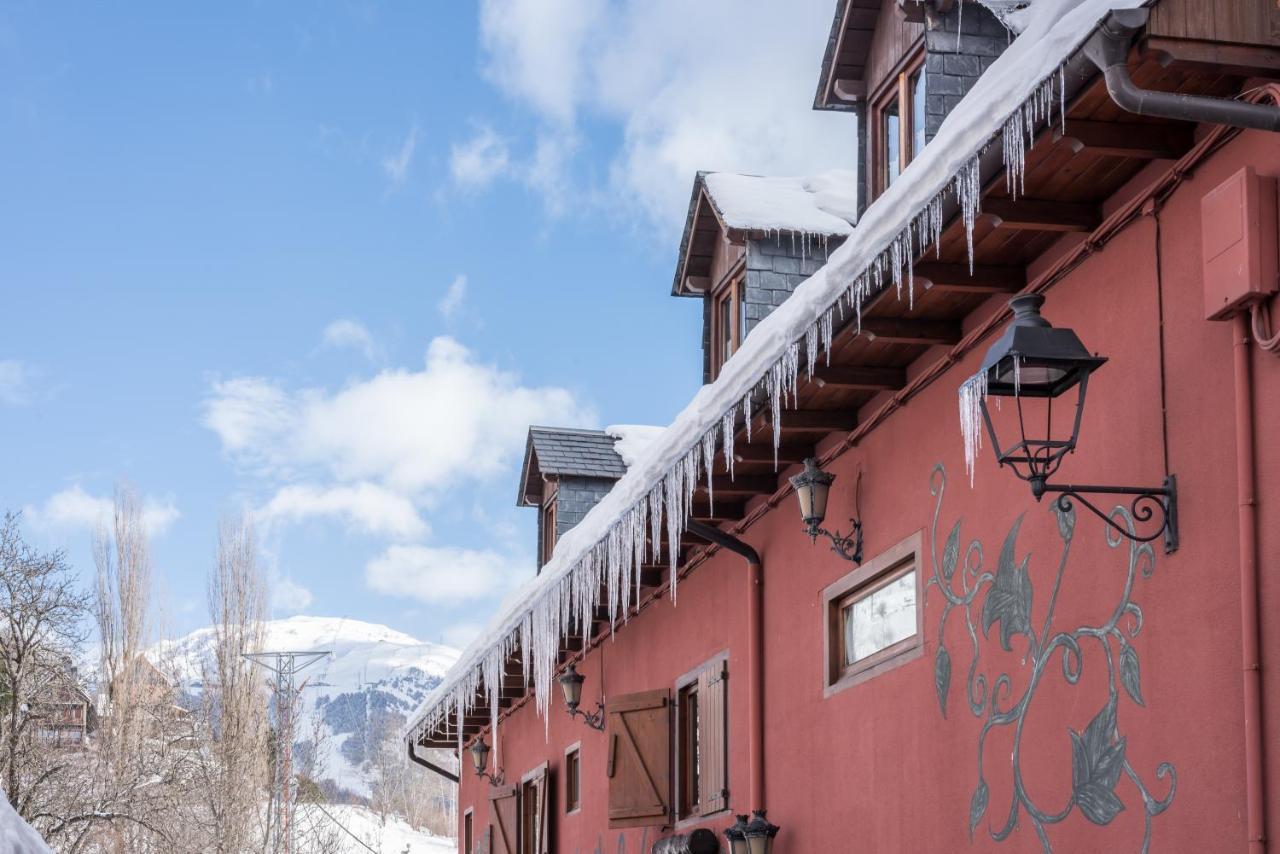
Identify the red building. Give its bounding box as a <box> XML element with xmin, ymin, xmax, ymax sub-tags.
<box><xmin>408</xmin><ymin>1</ymin><xmax>1280</xmax><ymax>851</ymax></box>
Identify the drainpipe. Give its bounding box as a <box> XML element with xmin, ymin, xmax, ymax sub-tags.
<box><xmin>686</xmin><ymin>520</ymin><xmax>765</xmax><ymax>813</ymax></box>
<box><xmin>1232</xmin><ymin>314</ymin><xmax>1266</xmax><ymax>854</ymax></box>
<box><xmin>1083</xmin><ymin>9</ymin><xmax>1280</xmax><ymax>133</ymax></box>
<box><xmin>407</xmin><ymin>741</ymin><xmax>460</xmax><ymax>784</ymax></box>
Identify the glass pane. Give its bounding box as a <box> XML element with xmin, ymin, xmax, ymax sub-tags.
<box><xmin>737</xmin><ymin>284</ymin><xmax>748</xmax><ymax>347</ymax></box>
<box><xmin>912</xmin><ymin>71</ymin><xmax>927</xmax><ymax>158</ymax></box>
<box><xmin>720</xmin><ymin>297</ymin><xmax>733</xmax><ymax>363</ymax></box>
<box><xmin>883</xmin><ymin>98</ymin><xmax>901</xmax><ymax>186</ymax></box>
<box><xmin>842</xmin><ymin>569</ymin><xmax>917</xmax><ymax>666</ymax></box>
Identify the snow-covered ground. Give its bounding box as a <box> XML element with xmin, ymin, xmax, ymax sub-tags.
<box><xmin>163</xmin><ymin>616</ymin><xmax>459</xmax><ymax>796</ymax></box>
<box><xmin>297</xmin><ymin>804</ymin><xmax>454</xmax><ymax>854</ymax></box>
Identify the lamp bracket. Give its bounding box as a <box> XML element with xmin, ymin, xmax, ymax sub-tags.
<box><xmin>808</xmin><ymin>518</ymin><xmax>864</xmax><ymax>564</ymax></box>
<box><xmin>569</xmin><ymin>702</ymin><xmax>606</xmax><ymax>732</ymax></box>
<box><xmin>1041</xmin><ymin>475</ymin><xmax>1178</xmax><ymax>553</ymax></box>
<box><xmin>477</xmin><ymin>769</ymin><xmax>505</xmax><ymax>786</ymax></box>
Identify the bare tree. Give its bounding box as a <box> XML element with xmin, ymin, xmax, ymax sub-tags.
<box><xmin>0</xmin><ymin>513</ymin><xmax>90</xmax><ymax>819</ymax></box>
<box><xmin>201</xmin><ymin>513</ymin><xmax>271</xmax><ymax>854</ymax></box>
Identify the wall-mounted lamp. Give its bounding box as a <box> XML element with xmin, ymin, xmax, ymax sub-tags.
<box><xmin>468</xmin><ymin>738</ymin><xmax>504</xmax><ymax>786</ymax></box>
<box><xmin>724</xmin><ymin>810</ymin><xmax>779</xmax><ymax>854</ymax></box>
<box><xmin>557</xmin><ymin>663</ymin><xmax>605</xmax><ymax>731</ymax></box>
<box><xmin>788</xmin><ymin>459</ymin><xmax>863</xmax><ymax>564</ymax></box>
<box><xmin>967</xmin><ymin>294</ymin><xmax>1178</xmax><ymax>551</ymax></box>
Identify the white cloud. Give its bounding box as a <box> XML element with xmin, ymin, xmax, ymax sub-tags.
<box><xmin>442</xmin><ymin>621</ymin><xmax>485</xmax><ymax>649</ymax></box>
<box><xmin>257</xmin><ymin>482</ymin><xmax>428</xmax><ymax>540</ymax></box>
<box><xmin>476</xmin><ymin>0</ymin><xmax>855</xmax><ymax>231</ymax></box>
<box><xmin>449</xmin><ymin>127</ymin><xmax>511</xmax><ymax>188</ymax></box>
<box><xmin>204</xmin><ymin>336</ymin><xmax>594</xmax><ymax>495</ymax></box>
<box><xmin>0</xmin><ymin>360</ymin><xmax>30</xmax><ymax>405</ymax></box>
<box><xmin>438</xmin><ymin>275</ymin><xmax>467</xmax><ymax>320</ymax></box>
<box><xmin>365</xmin><ymin>545</ymin><xmax>523</xmax><ymax>604</ymax></box>
<box><xmin>25</xmin><ymin>485</ymin><xmax>180</xmax><ymax>536</ymax></box>
<box><xmin>322</xmin><ymin>318</ymin><xmax>377</xmax><ymax>360</ymax></box>
<box><xmin>271</xmin><ymin>577</ymin><xmax>314</xmax><ymax>613</ymax></box>
<box><xmin>382</xmin><ymin>125</ymin><xmax>419</xmax><ymax>187</ymax></box>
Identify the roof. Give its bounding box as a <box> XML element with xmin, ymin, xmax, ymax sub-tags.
<box><xmin>408</xmin><ymin>0</ymin><xmax>1151</xmax><ymax>750</ymax></box>
<box><xmin>517</xmin><ymin>427</ymin><xmax>626</xmax><ymax>506</ymax></box>
<box><xmin>671</xmin><ymin>170</ymin><xmax>859</xmax><ymax>297</ymax></box>
<box><xmin>813</xmin><ymin>0</ymin><xmax>897</xmax><ymax>111</ymax></box>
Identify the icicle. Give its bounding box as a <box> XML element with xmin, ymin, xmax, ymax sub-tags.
<box><xmin>701</xmin><ymin>426</ymin><xmax>717</xmax><ymax>510</ymax></box>
<box><xmin>721</xmin><ymin>406</ymin><xmax>737</xmax><ymax>481</ymax></box>
<box><xmin>954</xmin><ymin>157</ymin><xmax>981</xmax><ymax>273</ymax></box>
<box><xmin>957</xmin><ymin>370</ymin><xmax>988</xmax><ymax>485</ymax></box>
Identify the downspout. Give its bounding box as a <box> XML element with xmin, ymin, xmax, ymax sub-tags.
<box><xmin>1232</xmin><ymin>314</ymin><xmax>1266</xmax><ymax>854</ymax></box>
<box><xmin>685</xmin><ymin>519</ymin><xmax>765</xmax><ymax>813</ymax></box>
<box><xmin>407</xmin><ymin>741</ymin><xmax>460</xmax><ymax>784</ymax></box>
<box><xmin>1083</xmin><ymin>9</ymin><xmax>1280</xmax><ymax>133</ymax></box>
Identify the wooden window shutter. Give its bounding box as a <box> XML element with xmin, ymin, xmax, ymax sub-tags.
<box><xmin>606</xmin><ymin>688</ymin><xmax>671</xmax><ymax>828</ymax></box>
<box><xmin>531</xmin><ymin>762</ymin><xmax>553</xmax><ymax>854</ymax></box>
<box><xmin>697</xmin><ymin>660</ymin><xmax>728</xmax><ymax>815</ymax></box>
<box><xmin>488</xmin><ymin>785</ymin><xmax>518</xmax><ymax>854</ymax></box>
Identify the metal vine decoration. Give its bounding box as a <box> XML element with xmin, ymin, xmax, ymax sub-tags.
<box><xmin>927</xmin><ymin>464</ymin><xmax>1176</xmax><ymax>853</ymax></box>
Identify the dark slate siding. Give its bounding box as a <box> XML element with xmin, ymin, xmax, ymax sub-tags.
<box><xmin>924</xmin><ymin>3</ymin><xmax>1010</xmax><ymax>142</ymax></box>
<box><xmin>555</xmin><ymin>476</ymin><xmax>618</xmax><ymax>540</ymax></box>
<box><xmin>742</xmin><ymin>235</ymin><xmax>843</xmax><ymax>337</ymax></box>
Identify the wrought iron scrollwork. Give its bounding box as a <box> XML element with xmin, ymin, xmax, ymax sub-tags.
<box><xmin>1042</xmin><ymin>475</ymin><xmax>1178</xmax><ymax>551</ymax></box>
<box><xmin>927</xmin><ymin>464</ymin><xmax>1176</xmax><ymax>853</ymax></box>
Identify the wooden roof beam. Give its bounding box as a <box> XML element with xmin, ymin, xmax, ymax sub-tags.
<box><xmin>859</xmin><ymin>317</ymin><xmax>961</xmax><ymax>346</ymax></box>
<box><xmin>777</xmin><ymin>409</ymin><xmax>859</xmax><ymax>432</ymax></box>
<box><xmin>812</xmin><ymin>365</ymin><xmax>907</xmax><ymax>391</ymax></box>
<box><xmin>691</xmin><ymin>500</ymin><xmax>746</xmax><ymax>523</ymax></box>
<box><xmin>916</xmin><ymin>262</ymin><xmax>1026</xmax><ymax>293</ymax></box>
<box><xmin>1055</xmin><ymin>119</ymin><xmax>1194</xmax><ymax>160</ymax></box>
<box><xmin>702</xmin><ymin>475</ymin><xmax>777</xmax><ymax>495</ymax></box>
<box><xmin>983</xmin><ymin>198</ymin><xmax>1100</xmax><ymax>233</ymax></box>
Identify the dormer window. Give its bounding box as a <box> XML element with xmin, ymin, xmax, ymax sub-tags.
<box><xmin>872</xmin><ymin>49</ymin><xmax>926</xmax><ymax>197</ymax></box>
<box><xmin>713</xmin><ymin>273</ymin><xmax>746</xmax><ymax>374</ymax></box>
<box><xmin>540</xmin><ymin>483</ymin><xmax>558</xmax><ymax>566</ymax></box>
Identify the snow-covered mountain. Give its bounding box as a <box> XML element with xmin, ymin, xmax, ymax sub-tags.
<box><xmin>164</xmin><ymin>616</ymin><xmax>459</xmax><ymax>797</ymax></box>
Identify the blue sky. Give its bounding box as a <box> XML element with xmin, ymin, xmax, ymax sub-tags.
<box><xmin>0</xmin><ymin>1</ymin><xmax>854</xmax><ymax>647</ymax></box>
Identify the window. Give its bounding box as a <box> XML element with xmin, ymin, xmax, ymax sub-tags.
<box><xmin>540</xmin><ymin>484</ymin><xmax>558</xmax><ymax>568</ymax></box>
<box><xmin>517</xmin><ymin>763</ymin><xmax>551</xmax><ymax>854</ymax></box>
<box><xmin>564</xmin><ymin>744</ymin><xmax>581</xmax><ymax>814</ymax></box>
<box><xmin>822</xmin><ymin>531</ymin><xmax>924</xmax><ymax>697</ymax></box>
<box><xmin>712</xmin><ymin>273</ymin><xmax>746</xmax><ymax>377</ymax></box>
<box><xmin>463</xmin><ymin>809</ymin><xmax>474</xmax><ymax>854</ymax></box>
<box><xmin>871</xmin><ymin>49</ymin><xmax>927</xmax><ymax>198</ymax></box>
<box><xmin>674</xmin><ymin>656</ymin><xmax>728</xmax><ymax>822</ymax></box>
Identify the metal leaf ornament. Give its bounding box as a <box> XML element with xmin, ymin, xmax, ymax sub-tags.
<box><xmin>980</xmin><ymin>515</ymin><xmax>1033</xmax><ymax>652</ymax></box>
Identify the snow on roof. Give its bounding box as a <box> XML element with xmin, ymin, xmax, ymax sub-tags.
<box><xmin>406</xmin><ymin>0</ymin><xmax>1147</xmax><ymax>748</ymax></box>
<box><xmin>702</xmin><ymin>170</ymin><xmax>859</xmax><ymax>238</ymax></box>
<box><xmin>604</xmin><ymin>425</ymin><xmax>666</xmax><ymax>469</ymax></box>
<box><xmin>0</xmin><ymin>792</ymin><xmax>52</xmax><ymax>853</ymax></box>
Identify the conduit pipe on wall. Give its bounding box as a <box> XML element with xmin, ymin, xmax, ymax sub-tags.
<box><xmin>1084</xmin><ymin>9</ymin><xmax>1280</xmax><ymax>133</ymax></box>
<box><xmin>407</xmin><ymin>742</ymin><xmax>460</xmax><ymax>784</ymax></box>
<box><xmin>685</xmin><ymin>520</ymin><xmax>765</xmax><ymax>813</ymax></box>
<box><xmin>1232</xmin><ymin>313</ymin><xmax>1266</xmax><ymax>854</ymax></box>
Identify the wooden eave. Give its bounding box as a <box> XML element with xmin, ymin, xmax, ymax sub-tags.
<box><xmin>415</xmin><ymin>41</ymin><xmax>1278</xmax><ymax>752</ymax></box>
<box><xmin>815</xmin><ymin>0</ymin><xmax>884</xmax><ymax>111</ymax></box>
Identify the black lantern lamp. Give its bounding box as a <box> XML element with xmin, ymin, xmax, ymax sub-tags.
<box><xmin>788</xmin><ymin>459</ymin><xmax>863</xmax><ymax>564</ymax></box>
<box><xmin>557</xmin><ymin>663</ymin><xmax>605</xmax><ymax>731</ymax></box>
<box><xmin>468</xmin><ymin>737</ymin><xmax>504</xmax><ymax>786</ymax></box>
<box><xmin>725</xmin><ymin>810</ymin><xmax>779</xmax><ymax>854</ymax></box>
<box><xmin>970</xmin><ymin>294</ymin><xmax>1178</xmax><ymax>551</ymax></box>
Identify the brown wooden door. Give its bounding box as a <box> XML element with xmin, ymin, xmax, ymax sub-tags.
<box><xmin>697</xmin><ymin>660</ymin><xmax>728</xmax><ymax>816</ymax></box>
<box><xmin>606</xmin><ymin>688</ymin><xmax>671</xmax><ymax>828</ymax></box>
<box><xmin>489</xmin><ymin>785</ymin><xmax>518</xmax><ymax>854</ymax></box>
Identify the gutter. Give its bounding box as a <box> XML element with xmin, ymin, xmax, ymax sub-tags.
<box><xmin>685</xmin><ymin>520</ymin><xmax>765</xmax><ymax>814</ymax></box>
<box><xmin>407</xmin><ymin>741</ymin><xmax>460</xmax><ymax>784</ymax></box>
<box><xmin>1083</xmin><ymin>9</ymin><xmax>1280</xmax><ymax>132</ymax></box>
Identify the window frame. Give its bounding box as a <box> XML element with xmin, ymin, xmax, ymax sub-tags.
<box><xmin>673</xmin><ymin>651</ymin><xmax>729</xmax><ymax>825</ymax></box>
<box><xmin>870</xmin><ymin>45</ymin><xmax>926</xmax><ymax>199</ymax></box>
<box><xmin>540</xmin><ymin>481</ymin><xmax>558</xmax><ymax>567</ymax></box>
<box><xmin>463</xmin><ymin>808</ymin><xmax>474</xmax><ymax>854</ymax></box>
<box><xmin>517</xmin><ymin>762</ymin><xmax>550</xmax><ymax>854</ymax></box>
<box><xmin>710</xmin><ymin>262</ymin><xmax>747</xmax><ymax>378</ymax></box>
<box><xmin>563</xmin><ymin>742</ymin><xmax>581</xmax><ymax>816</ymax></box>
<box><xmin>822</xmin><ymin>531</ymin><xmax>924</xmax><ymax>698</ymax></box>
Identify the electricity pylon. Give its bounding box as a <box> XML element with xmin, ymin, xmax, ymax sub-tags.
<box><xmin>244</xmin><ymin>650</ymin><xmax>331</xmax><ymax>854</ymax></box>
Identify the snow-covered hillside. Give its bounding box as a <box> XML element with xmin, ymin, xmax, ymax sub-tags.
<box><xmin>165</xmin><ymin>616</ymin><xmax>459</xmax><ymax>797</ymax></box>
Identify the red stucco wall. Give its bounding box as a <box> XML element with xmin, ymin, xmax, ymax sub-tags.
<box><xmin>456</xmin><ymin>129</ymin><xmax>1280</xmax><ymax>853</ymax></box>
